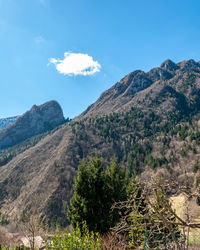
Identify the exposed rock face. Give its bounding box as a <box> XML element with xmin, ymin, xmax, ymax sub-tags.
<box><xmin>160</xmin><ymin>59</ymin><xmax>179</xmax><ymax>71</ymax></box>
<box><xmin>81</xmin><ymin>59</ymin><xmax>200</xmax><ymax>117</ymax></box>
<box><xmin>0</xmin><ymin>100</ymin><xmax>65</xmax><ymax>149</ymax></box>
<box><xmin>146</xmin><ymin>67</ymin><xmax>173</xmax><ymax>81</ymax></box>
<box><xmin>177</xmin><ymin>59</ymin><xmax>200</xmax><ymax>71</ymax></box>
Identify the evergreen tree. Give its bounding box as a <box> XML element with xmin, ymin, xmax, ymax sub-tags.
<box><xmin>106</xmin><ymin>157</ymin><xmax>127</xmax><ymax>227</ymax></box>
<box><xmin>68</xmin><ymin>157</ymin><xmax>126</xmax><ymax>233</ymax></box>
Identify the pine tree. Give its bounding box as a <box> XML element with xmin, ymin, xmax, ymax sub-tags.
<box><xmin>68</xmin><ymin>157</ymin><xmax>127</xmax><ymax>233</ymax></box>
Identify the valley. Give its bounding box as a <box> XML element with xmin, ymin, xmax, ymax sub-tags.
<box><xmin>1</xmin><ymin>59</ymin><xmax>200</xmax><ymax>248</ymax></box>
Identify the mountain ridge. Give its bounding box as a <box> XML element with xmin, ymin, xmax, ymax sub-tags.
<box><xmin>0</xmin><ymin>100</ymin><xmax>65</xmax><ymax>149</ymax></box>
<box><xmin>1</xmin><ymin>59</ymin><xmax>200</xmax><ymax>227</ymax></box>
<box><xmin>81</xmin><ymin>59</ymin><xmax>200</xmax><ymax>117</ymax></box>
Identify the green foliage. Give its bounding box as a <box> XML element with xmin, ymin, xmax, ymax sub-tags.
<box><xmin>68</xmin><ymin>157</ymin><xmax>127</xmax><ymax>233</ymax></box>
<box><xmin>46</xmin><ymin>82</ymin><xmax>200</xmax><ymax>230</ymax></box>
<box><xmin>180</xmin><ymin>148</ymin><xmax>186</xmax><ymax>157</ymax></box>
<box><xmin>0</xmin><ymin>213</ymin><xmax>9</xmax><ymax>226</ymax></box>
<box><xmin>69</xmin><ymin>96</ymin><xmax>200</xmax><ymax>176</ymax></box>
<box><xmin>106</xmin><ymin>158</ymin><xmax>127</xmax><ymax>202</ymax></box>
<box><xmin>124</xmin><ymin>179</ymin><xmax>181</xmax><ymax>249</ymax></box>
<box><xmin>196</xmin><ymin>177</ymin><xmax>200</xmax><ymax>187</ymax></box>
<box><xmin>128</xmin><ymin>207</ymin><xmax>145</xmax><ymax>248</ymax></box>
<box><xmin>46</xmin><ymin>199</ymin><xmax>65</xmax><ymax>228</ymax></box>
<box><xmin>46</xmin><ymin>222</ymin><xmax>101</xmax><ymax>250</ymax></box>
<box><xmin>126</xmin><ymin>175</ymin><xmax>147</xmax><ymax>248</ymax></box>
<box><xmin>148</xmin><ymin>190</ymin><xmax>181</xmax><ymax>248</ymax></box>
<box><xmin>193</xmin><ymin>161</ymin><xmax>199</xmax><ymax>173</ymax></box>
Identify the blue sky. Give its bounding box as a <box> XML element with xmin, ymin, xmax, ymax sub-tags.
<box><xmin>0</xmin><ymin>0</ymin><xmax>200</xmax><ymax>118</ymax></box>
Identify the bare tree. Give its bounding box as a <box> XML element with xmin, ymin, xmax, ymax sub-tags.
<box><xmin>18</xmin><ymin>213</ymin><xmax>46</xmax><ymax>250</ymax></box>
<box><xmin>111</xmin><ymin>177</ymin><xmax>200</xmax><ymax>249</ymax></box>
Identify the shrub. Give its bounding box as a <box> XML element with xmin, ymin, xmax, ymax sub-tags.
<box><xmin>46</xmin><ymin>222</ymin><xmax>101</xmax><ymax>250</ymax></box>
<box><xmin>193</xmin><ymin>161</ymin><xmax>199</xmax><ymax>173</ymax></box>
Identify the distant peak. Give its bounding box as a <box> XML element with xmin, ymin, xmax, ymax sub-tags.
<box><xmin>31</xmin><ymin>104</ymin><xmax>38</xmax><ymax>111</ymax></box>
<box><xmin>31</xmin><ymin>100</ymin><xmax>62</xmax><ymax>112</ymax></box>
<box><xmin>120</xmin><ymin>70</ymin><xmax>145</xmax><ymax>84</ymax></box>
<box><xmin>177</xmin><ymin>59</ymin><xmax>200</xmax><ymax>71</ymax></box>
<box><xmin>160</xmin><ymin>59</ymin><xmax>179</xmax><ymax>71</ymax></box>
<box><xmin>147</xmin><ymin>67</ymin><xmax>173</xmax><ymax>81</ymax></box>
<box><xmin>0</xmin><ymin>100</ymin><xmax>65</xmax><ymax>149</ymax></box>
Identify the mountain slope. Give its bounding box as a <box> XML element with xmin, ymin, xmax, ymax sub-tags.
<box><xmin>81</xmin><ymin>59</ymin><xmax>200</xmax><ymax>117</ymax></box>
<box><xmin>1</xmin><ymin>59</ymin><xmax>200</xmax><ymax>227</ymax></box>
<box><xmin>0</xmin><ymin>100</ymin><xmax>65</xmax><ymax>149</ymax></box>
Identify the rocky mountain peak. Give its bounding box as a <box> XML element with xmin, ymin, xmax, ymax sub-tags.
<box><xmin>177</xmin><ymin>59</ymin><xmax>200</xmax><ymax>71</ymax></box>
<box><xmin>30</xmin><ymin>104</ymin><xmax>38</xmax><ymax>113</ymax></box>
<box><xmin>119</xmin><ymin>70</ymin><xmax>145</xmax><ymax>85</ymax></box>
<box><xmin>0</xmin><ymin>100</ymin><xmax>65</xmax><ymax>149</ymax></box>
<box><xmin>116</xmin><ymin>70</ymin><xmax>152</xmax><ymax>97</ymax></box>
<box><xmin>160</xmin><ymin>59</ymin><xmax>179</xmax><ymax>71</ymax></box>
<box><xmin>146</xmin><ymin>67</ymin><xmax>173</xmax><ymax>81</ymax></box>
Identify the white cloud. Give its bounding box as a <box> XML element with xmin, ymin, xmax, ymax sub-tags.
<box><xmin>49</xmin><ymin>52</ymin><xmax>101</xmax><ymax>76</ymax></box>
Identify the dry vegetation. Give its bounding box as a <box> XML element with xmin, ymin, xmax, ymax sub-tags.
<box><xmin>111</xmin><ymin>178</ymin><xmax>200</xmax><ymax>249</ymax></box>
<box><xmin>1</xmin><ymin>60</ymin><xmax>200</xmax><ymax>249</ymax></box>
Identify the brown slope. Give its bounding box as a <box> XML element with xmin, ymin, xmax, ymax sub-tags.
<box><xmin>81</xmin><ymin>59</ymin><xmax>200</xmax><ymax>117</ymax></box>
<box><xmin>1</xmin><ymin>59</ymin><xmax>200</xmax><ymax>225</ymax></box>
<box><xmin>0</xmin><ymin>122</ymin><xmax>74</xmax><ymax>221</ymax></box>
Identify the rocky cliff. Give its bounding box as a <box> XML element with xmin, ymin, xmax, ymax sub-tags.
<box><xmin>81</xmin><ymin>59</ymin><xmax>200</xmax><ymax>117</ymax></box>
<box><xmin>0</xmin><ymin>100</ymin><xmax>65</xmax><ymax>149</ymax></box>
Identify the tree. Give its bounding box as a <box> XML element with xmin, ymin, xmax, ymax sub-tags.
<box><xmin>106</xmin><ymin>157</ymin><xmax>127</xmax><ymax>227</ymax></box>
<box><xmin>112</xmin><ymin>178</ymin><xmax>182</xmax><ymax>249</ymax></box>
<box><xmin>19</xmin><ymin>213</ymin><xmax>44</xmax><ymax>250</ymax></box>
<box><xmin>68</xmin><ymin>157</ymin><xmax>126</xmax><ymax>233</ymax></box>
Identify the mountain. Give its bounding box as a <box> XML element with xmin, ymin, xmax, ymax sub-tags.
<box><xmin>0</xmin><ymin>100</ymin><xmax>65</xmax><ymax>149</ymax></box>
<box><xmin>0</xmin><ymin>116</ymin><xmax>18</xmax><ymax>130</ymax></box>
<box><xmin>1</xmin><ymin>59</ymin><xmax>200</xmax><ymax>227</ymax></box>
<box><xmin>81</xmin><ymin>59</ymin><xmax>200</xmax><ymax>117</ymax></box>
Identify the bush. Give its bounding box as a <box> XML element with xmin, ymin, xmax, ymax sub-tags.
<box><xmin>0</xmin><ymin>214</ymin><xmax>9</xmax><ymax>226</ymax></box>
<box><xmin>193</xmin><ymin>161</ymin><xmax>199</xmax><ymax>173</ymax></box>
<box><xmin>46</xmin><ymin>222</ymin><xmax>101</xmax><ymax>250</ymax></box>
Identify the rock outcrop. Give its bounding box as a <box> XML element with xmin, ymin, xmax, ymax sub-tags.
<box><xmin>0</xmin><ymin>100</ymin><xmax>65</xmax><ymax>149</ymax></box>
<box><xmin>81</xmin><ymin>59</ymin><xmax>200</xmax><ymax>117</ymax></box>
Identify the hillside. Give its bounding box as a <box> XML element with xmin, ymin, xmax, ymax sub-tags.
<box><xmin>1</xmin><ymin>59</ymin><xmax>200</xmax><ymax>227</ymax></box>
<box><xmin>0</xmin><ymin>100</ymin><xmax>65</xmax><ymax>149</ymax></box>
<box><xmin>0</xmin><ymin>116</ymin><xmax>18</xmax><ymax>130</ymax></box>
